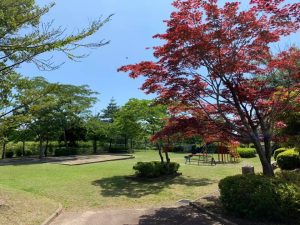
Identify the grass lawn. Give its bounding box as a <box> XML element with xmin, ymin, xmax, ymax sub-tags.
<box><xmin>0</xmin><ymin>150</ymin><xmax>263</xmax><ymax>212</ymax></box>
<box><xmin>0</xmin><ymin>186</ymin><xmax>58</xmax><ymax>225</ymax></box>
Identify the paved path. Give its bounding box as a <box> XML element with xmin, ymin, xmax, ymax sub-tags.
<box><xmin>51</xmin><ymin>206</ymin><xmax>222</xmax><ymax>225</ymax></box>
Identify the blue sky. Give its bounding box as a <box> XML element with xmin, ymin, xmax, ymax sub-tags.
<box><xmin>17</xmin><ymin>0</ymin><xmax>299</xmax><ymax>114</ymax></box>
<box><xmin>17</xmin><ymin>0</ymin><xmax>173</xmax><ymax>114</ymax></box>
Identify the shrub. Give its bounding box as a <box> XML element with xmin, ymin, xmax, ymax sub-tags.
<box><xmin>276</xmin><ymin>170</ymin><xmax>300</xmax><ymax>187</ymax></box>
<box><xmin>237</xmin><ymin>148</ymin><xmax>256</xmax><ymax>158</ymax></box>
<box><xmin>24</xmin><ymin>150</ymin><xmax>33</xmax><ymax>156</ymax></box>
<box><xmin>171</xmin><ymin>146</ymin><xmax>184</xmax><ymax>152</ymax></box>
<box><xmin>5</xmin><ymin>150</ymin><xmax>14</xmax><ymax>158</ymax></box>
<box><xmin>274</xmin><ymin>148</ymin><xmax>287</xmax><ymax>160</ymax></box>
<box><xmin>54</xmin><ymin>147</ymin><xmax>78</xmax><ymax>156</ymax></box>
<box><xmin>133</xmin><ymin>161</ymin><xmax>180</xmax><ymax>178</ymax></box>
<box><xmin>277</xmin><ymin>149</ymin><xmax>300</xmax><ymax>170</ymax></box>
<box><xmin>219</xmin><ymin>174</ymin><xmax>300</xmax><ymax>221</ymax></box>
<box><xmin>106</xmin><ymin>145</ymin><xmax>129</xmax><ymax>153</ymax></box>
<box><xmin>15</xmin><ymin>148</ymin><xmax>23</xmax><ymax>157</ymax></box>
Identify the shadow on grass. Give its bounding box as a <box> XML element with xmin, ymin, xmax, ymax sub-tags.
<box><xmin>91</xmin><ymin>175</ymin><xmax>215</xmax><ymax>198</ymax></box>
<box><xmin>138</xmin><ymin>205</ymin><xmax>218</xmax><ymax>225</ymax></box>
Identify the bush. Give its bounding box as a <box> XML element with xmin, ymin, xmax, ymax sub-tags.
<box><xmin>277</xmin><ymin>149</ymin><xmax>300</xmax><ymax>170</ymax></box>
<box><xmin>276</xmin><ymin>170</ymin><xmax>300</xmax><ymax>187</ymax></box>
<box><xmin>15</xmin><ymin>148</ymin><xmax>23</xmax><ymax>157</ymax></box>
<box><xmin>219</xmin><ymin>174</ymin><xmax>300</xmax><ymax>221</ymax></box>
<box><xmin>133</xmin><ymin>161</ymin><xmax>180</xmax><ymax>178</ymax></box>
<box><xmin>274</xmin><ymin>148</ymin><xmax>287</xmax><ymax>160</ymax></box>
<box><xmin>5</xmin><ymin>150</ymin><xmax>14</xmax><ymax>158</ymax></box>
<box><xmin>24</xmin><ymin>150</ymin><xmax>33</xmax><ymax>156</ymax></box>
<box><xmin>237</xmin><ymin>148</ymin><xmax>256</xmax><ymax>158</ymax></box>
<box><xmin>171</xmin><ymin>146</ymin><xmax>184</xmax><ymax>152</ymax></box>
<box><xmin>54</xmin><ymin>147</ymin><xmax>78</xmax><ymax>156</ymax></box>
<box><xmin>105</xmin><ymin>144</ymin><xmax>129</xmax><ymax>153</ymax></box>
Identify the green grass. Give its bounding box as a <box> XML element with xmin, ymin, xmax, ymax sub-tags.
<box><xmin>0</xmin><ymin>186</ymin><xmax>58</xmax><ymax>225</ymax></box>
<box><xmin>0</xmin><ymin>150</ymin><xmax>262</xmax><ymax>211</ymax></box>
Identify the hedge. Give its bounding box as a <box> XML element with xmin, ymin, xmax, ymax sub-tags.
<box><xmin>273</xmin><ymin>148</ymin><xmax>287</xmax><ymax>160</ymax></box>
<box><xmin>219</xmin><ymin>174</ymin><xmax>300</xmax><ymax>221</ymax></box>
<box><xmin>277</xmin><ymin>149</ymin><xmax>300</xmax><ymax>170</ymax></box>
<box><xmin>133</xmin><ymin>161</ymin><xmax>180</xmax><ymax>178</ymax></box>
<box><xmin>237</xmin><ymin>148</ymin><xmax>256</xmax><ymax>158</ymax></box>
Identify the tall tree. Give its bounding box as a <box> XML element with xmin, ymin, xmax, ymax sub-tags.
<box><xmin>86</xmin><ymin>116</ymin><xmax>109</xmax><ymax>153</ymax></box>
<box><xmin>100</xmin><ymin>98</ymin><xmax>119</xmax><ymax>122</ymax></box>
<box><xmin>23</xmin><ymin>78</ymin><xmax>97</xmax><ymax>158</ymax></box>
<box><xmin>114</xmin><ymin>99</ymin><xmax>167</xmax><ymax>150</ymax></box>
<box><xmin>119</xmin><ymin>0</ymin><xmax>300</xmax><ymax>175</ymax></box>
<box><xmin>0</xmin><ymin>0</ymin><xmax>112</xmax><ymax>73</ymax></box>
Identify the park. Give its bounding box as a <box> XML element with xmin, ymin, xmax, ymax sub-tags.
<box><xmin>0</xmin><ymin>0</ymin><xmax>300</xmax><ymax>225</ymax></box>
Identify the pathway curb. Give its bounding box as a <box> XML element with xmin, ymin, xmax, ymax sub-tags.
<box><xmin>189</xmin><ymin>193</ymin><xmax>237</xmax><ymax>225</ymax></box>
<box><xmin>41</xmin><ymin>203</ymin><xmax>63</xmax><ymax>225</ymax></box>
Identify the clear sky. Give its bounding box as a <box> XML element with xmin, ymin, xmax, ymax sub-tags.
<box><xmin>17</xmin><ymin>0</ymin><xmax>173</xmax><ymax>114</ymax></box>
<box><xmin>17</xmin><ymin>0</ymin><xmax>300</xmax><ymax>114</ymax></box>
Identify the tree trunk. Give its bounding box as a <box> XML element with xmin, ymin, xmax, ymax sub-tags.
<box><xmin>124</xmin><ymin>135</ymin><xmax>127</xmax><ymax>150</ymax></box>
<box><xmin>109</xmin><ymin>138</ymin><xmax>112</xmax><ymax>151</ymax></box>
<box><xmin>39</xmin><ymin>139</ymin><xmax>44</xmax><ymax>159</ymax></box>
<box><xmin>22</xmin><ymin>141</ymin><xmax>25</xmax><ymax>157</ymax></box>
<box><xmin>44</xmin><ymin>139</ymin><xmax>49</xmax><ymax>157</ymax></box>
<box><xmin>64</xmin><ymin>129</ymin><xmax>68</xmax><ymax>147</ymax></box>
<box><xmin>253</xmin><ymin>138</ymin><xmax>274</xmax><ymax>176</ymax></box>
<box><xmin>165</xmin><ymin>151</ymin><xmax>170</xmax><ymax>163</ymax></box>
<box><xmin>157</xmin><ymin>143</ymin><xmax>164</xmax><ymax>163</ymax></box>
<box><xmin>2</xmin><ymin>142</ymin><xmax>6</xmax><ymax>159</ymax></box>
<box><xmin>93</xmin><ymin>139</ymin><xmax>97</xmax><ymax>154</ymax></box>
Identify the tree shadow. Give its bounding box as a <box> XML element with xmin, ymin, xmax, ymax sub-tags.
<box><xmin>138</xmin><ymin>205</ymin><xmax>218</xmax><ymax>225</ymax></box>
<box><xmin>91</xmin><ymin>175</ymin><xmax>215</xmax><ymax>198</ymax></box>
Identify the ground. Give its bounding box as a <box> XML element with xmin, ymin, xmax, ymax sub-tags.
<box><xmin>0</xmin><ymin>186</ymin><xmax>57</xmax><ymax>225</ymax></box>
<box><xmin>51</xmin><ymin>206</ymin><xmax>222</xmax><ymax>225</ymax></box>
<box><xmin>0</xmin><ymin>150</ymin><xmax>262</xmax><ymax>224</ymax></box>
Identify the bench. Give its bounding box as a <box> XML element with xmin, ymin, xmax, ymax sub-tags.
<box><xmin>184</xmin><ymin>153</ymin><xmax>216</xmax><ymax>165</ymax></box>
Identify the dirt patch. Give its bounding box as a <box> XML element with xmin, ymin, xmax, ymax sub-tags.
<box><xmin>50</xmin><ymin>154</ymin><xmax>134</xmax><ymax>165</ymax></box>
<box><xmin>0</xmin><ymin>154</ymin><xmax>134</xmax><ymax>166</ymax></box>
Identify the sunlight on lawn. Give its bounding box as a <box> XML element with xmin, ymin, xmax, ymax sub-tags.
<box><xmin>0</xmin><ymin>150</ymin><xmax>262</xmax><ymax>211</ymax></box>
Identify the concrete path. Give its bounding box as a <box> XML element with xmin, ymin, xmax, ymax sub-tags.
<box><xmin>51</xmin><ymin>206</ymin><xmax>222</xmax><ymax>225</ymax></box>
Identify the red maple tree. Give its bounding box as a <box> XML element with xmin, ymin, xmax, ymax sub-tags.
<box><xmin>119</xmin><ymin>0</ymin><xmax>300</xmax><ymax>175</ymax></box>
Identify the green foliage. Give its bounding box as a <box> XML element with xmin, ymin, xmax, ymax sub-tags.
<box><xmin>100</xmin><ymin>98</ymin><xmax>119</xmax><ymax>122</ymax></box>
<box><xmin>5</xmin><ymin>149</ymin><xmax>14</xmax><ymax>158</ymax></box>
<box><xmin>15</xmin><ymin>148</ymin><xmax>23</xmax><ymax>157</ymax></box>
<box><xmin>24</xmin><ymin>150</ymin><xmax>32</xmax><ymax>156</ymax></box>
<box><xmin>237</xmin><ymin>148</ymin><xmax>256</xmax><ymax>158</ymax></box>
<box><xmin>54</xmin><ymin>148</ymin><xmax>78</xmax><ymax>157</ymax></box>
<box><xmin>106</xmin><ymin>145</ymin><xmax>128</xmax><ymax>153</ymax></box>
<box><xmin>277</xmin><ymin>149</ymin><xmax>300</xmax><ymax>170</ymax></box>
<box><xmin>219</xmin><ymin>174</ymin><xmax>300</xmax><ymax>221</ymax></box>
<box><xmin>274</xmin><ymin>148</ymin><xmax>288</xmax><ymax>160</ymax></box>
<box><xmin>0</xmin><ymin>0</ymin><xmax>112</xmax><ymax>73</ymax></box>
<box><xmin>170</xmin><ymin>146</ymin><xmax>184</xmax><ymax>152</ymax></box>
<box><xmin>113</xmin><ymin>99</ymin><xmax>167</xmax><ymax>144</ymax></box>
<box><xmin>133</xmin><ymin>161</ymin><xmax>180</xmax><ymax>178</ymax></box>
<box><xmin>276</xmin><ymin>170</ymin><xmax>300</xmax><ymax>187</ymax></box>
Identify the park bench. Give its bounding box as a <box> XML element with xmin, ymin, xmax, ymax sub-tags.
<box><xmin>184</xmin><ymin>151</ymin><xmax>216</xmax><ymax>165</ymax></box>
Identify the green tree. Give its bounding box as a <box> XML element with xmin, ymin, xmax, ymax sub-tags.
<box><xmin>114</xmin><ymin>99</ymin><xmax>167</xmax><ymax>150</ymax></box>
<box><xmin>86</xmin><ymin>116</ymin><xmax>109</xmax><ymax>154</ymax></box>
<box><xmin>0</xmin><ymin>0</ymin><xmax>112</xmax><ymax>73</ymax></box>
<box><xmin>22</xmin><ymin>78</ymin><xmax>97</xmax><ymax>158</ymax></box>
<box><xmin>100</xmin><ymin>98</ymin><xmax>119</xmax><ymax>122</ymax></box>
